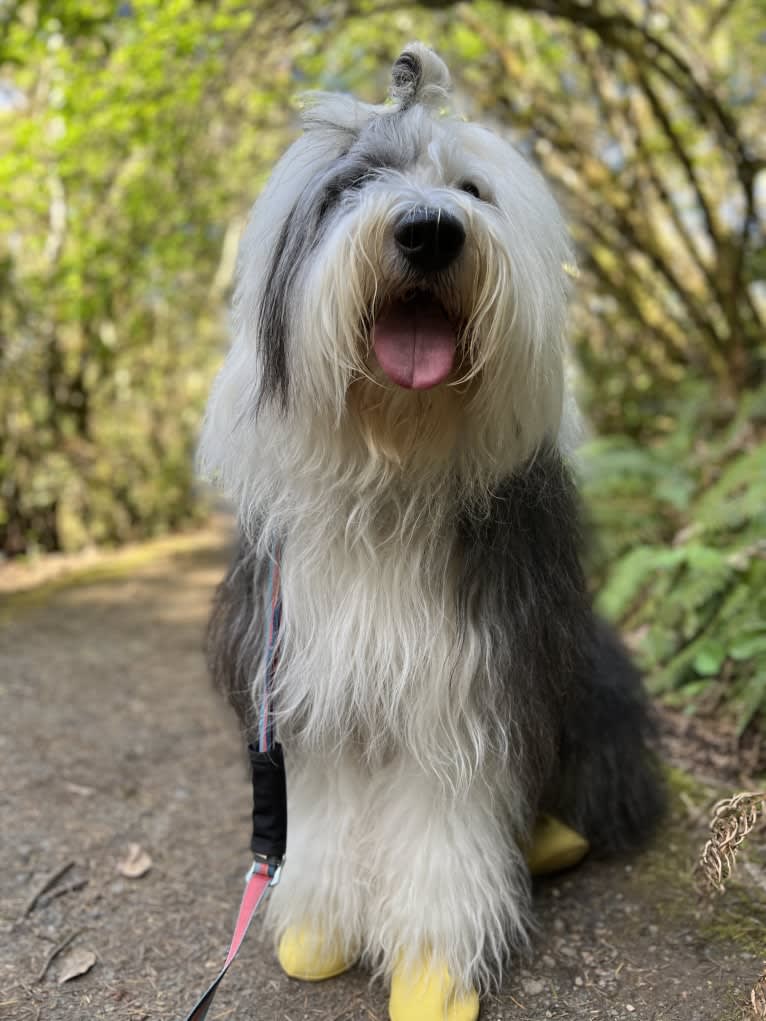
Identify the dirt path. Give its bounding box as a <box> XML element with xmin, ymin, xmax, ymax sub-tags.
<box><xmin>1</xmin><ymin>526</ymin><xmax>763</xmax><ymax>1021</ymax></box>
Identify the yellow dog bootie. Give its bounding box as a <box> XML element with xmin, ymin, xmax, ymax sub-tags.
<box><xmin>386</xmin><ymin>817</ymin><xmax>588</xmax><ymax>1020</ymax></box>
<box><xmin>389</xmin><ymin>958</ymin><xmax>480</xmax><ymax>1021</ymax></box>
<box><xmin>277</xmin><ymin>926</ymin><xmax>355</xmax><ymax>981</ymax></box>
<box><xmin>526</xmin><ymin>814</ymin><xmax>590</xmax><ymax>875</ymax></box>
<box><xmin>277</xmin><ymin>815</ymin><xmax>588</xmax><ymax>1012</ymax></box>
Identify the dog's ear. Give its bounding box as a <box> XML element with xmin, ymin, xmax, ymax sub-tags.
<box><xmin>390</xmin><ymin>43</ymin><xmax>451</xmax><ymax>111</ymax></box>
<box><xmin>300</xmin><ymin>92</ymin><xmax>377</xmax><ymax>142</ymax></box>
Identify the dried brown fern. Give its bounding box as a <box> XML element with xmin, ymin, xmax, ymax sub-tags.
<box><xmin>697</xmin><ymin>791</ymin><xmax>766</xmax><ymax>1018</ymax></box>
<box><xmin>752</xmin><ymin>968</ymin><xmax>766</xmax><ymax>1019</ymax></box>
<box><xmin>698</xmin><ymin>791</ymin><xmax>766</xmax><ymax>893</ymax></box>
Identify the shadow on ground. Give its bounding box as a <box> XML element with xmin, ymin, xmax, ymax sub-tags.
<box><xmin>1</xmin><ymin>526</ymin><xmax>763</xmax><ymax>1021</ymax></box>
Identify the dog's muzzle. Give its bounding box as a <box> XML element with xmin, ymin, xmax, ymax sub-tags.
<box><xmin>394</xmin><ymin>208</ymin><xmax>465</xmax><ymax>273</ymax></box>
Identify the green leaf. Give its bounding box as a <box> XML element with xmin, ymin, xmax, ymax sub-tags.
<box><xmin>736</xmin><ymin>669</ymin><xmax>766</xmax><ymax>737</ymax></box>
<box><xmin>693</xmin><ymin>641</ymin><xmax>727</xmax><ymax>677</ymax></box>
<box><xmin>730</xmin><ymin>634</ymin><xmax>766</xmax><ymax>661</ymax></box>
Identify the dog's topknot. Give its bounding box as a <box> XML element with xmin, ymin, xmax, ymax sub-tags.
<box><xmin>390</xmin><ymin>43</ymin><xmax>451</xmax><ymax>111</ymax></box>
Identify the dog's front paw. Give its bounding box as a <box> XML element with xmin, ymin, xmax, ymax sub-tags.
<box><xmin>389</xmin><ymin>958</ymin><xmax>479</xmax><ymax>1021</ymax></box>
<box><xmin>277</xmin><ymin>925</ymin><xmax>356</xmax><ymax>982</ymax></box>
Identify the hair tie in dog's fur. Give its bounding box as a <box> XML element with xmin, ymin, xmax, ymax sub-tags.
<box><xmin>390</xmin><ymin>43</ymin><xmax>451</xmax><ymax>110</ymax></box>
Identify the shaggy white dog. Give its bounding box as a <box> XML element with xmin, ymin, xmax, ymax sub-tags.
<box><xmin>200</xmin><ymin>43</ymin><xmax>661</xmax><ymax>1020</ymax></box>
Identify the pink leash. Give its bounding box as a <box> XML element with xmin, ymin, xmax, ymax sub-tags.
<box><xmin>182</xmin><ymin>549</ymin><xmax>285</xmax><ymax>1021</ymax></box>
<box><xmin>182</xmin><ymin>859</ymin><xmax>281</xmax><ymax>1021</ymax></box>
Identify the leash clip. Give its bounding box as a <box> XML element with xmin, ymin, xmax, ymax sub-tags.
<box><xmin>246</xmin><ymin>853</ymin><xmax>284</xmax><ymax>888</ymax></box>
<box><xmin>269</xmin><ymin>861</ymin><xmax>283</xmax><ymax>887</ymax></box>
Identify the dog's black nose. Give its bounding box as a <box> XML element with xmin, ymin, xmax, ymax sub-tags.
<box><xmin>394</xmin><ymin>208</ymin><xmax>465</xmax><ymax>272</ymax></box>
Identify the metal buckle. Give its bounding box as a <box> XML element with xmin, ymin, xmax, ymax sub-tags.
<box><xmin>268</xmin><ymin>861</ymin><xmax>283</xmax><ymax>887</ymax></box>
<box><xmin>245</xmin><ymin>855</ymin><xmax>284</xmax><ymax>887</ymax></box>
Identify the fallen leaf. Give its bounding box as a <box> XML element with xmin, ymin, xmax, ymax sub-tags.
<box><xmin>64</xmin><ymin>781</ymin><xmax>95</xmax><ymax>797</ymax></box>
<box><xmin>117</xmin><ymin>843</ymin><xmax>152</xmax><ymax>879</ymax></box>
<box><xmin>58</xmin><ymin>947</ymin><xmax>96</xmax><ymax>984</ymax></box>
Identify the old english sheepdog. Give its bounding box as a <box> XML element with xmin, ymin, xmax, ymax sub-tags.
<box><xmin>199</xmin><ymin>43</ymin><xmax>663</xmax><ymax>1021</ymax></box>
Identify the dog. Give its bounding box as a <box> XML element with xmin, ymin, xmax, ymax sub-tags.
<box><xmin>199</xmin><ymin>43</ymin><xmax>663</xmax><ymax>1021</ymax></box>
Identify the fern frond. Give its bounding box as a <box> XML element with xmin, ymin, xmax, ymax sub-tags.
<box><xmin>698</xmin><ymin>791</ymin><xmax>766</xmax><ymax>892</ymax></box>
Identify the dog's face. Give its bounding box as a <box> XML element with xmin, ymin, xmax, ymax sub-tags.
<box><xmin>204</xmin><ymin>45</ymin><xmax>574</xmax><ymax>492</ymax></box>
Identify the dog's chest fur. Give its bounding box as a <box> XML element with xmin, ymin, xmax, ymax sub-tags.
<box><xmin>209</xmin><ymin>449</ymin><xmax>588</xmax><ymax>798</ymax></box>
<box><xmin>275</xmin><ymin>497</ymin><xmax>488</xmax><ymax>773</ymax></box>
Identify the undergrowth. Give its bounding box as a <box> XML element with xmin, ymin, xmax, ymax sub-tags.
<box><xmin>581</xmin><ymin>383</ymin><xmax>766</xmax><ymax>736</ymax></box>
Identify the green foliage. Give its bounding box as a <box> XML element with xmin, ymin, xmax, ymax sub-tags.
<box><xmin>0</xmin><ymin>0</ymin><xmax>295</xmax><ymax>553</ymax></box>
<box><xmin>583</xmin><ymin>385</ymin><xmax>766</xmax><ymax>734</ymax></box>
<box><xmin>1</xmin><ymin>1</ymin><xmax>764</xmax><ymax>733</ymax></box>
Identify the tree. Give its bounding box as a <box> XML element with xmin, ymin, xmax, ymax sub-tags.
<box><xmin>0</xmin><ymin>0</ymin><xmax>297</xmax><ymax>552</ymax></box>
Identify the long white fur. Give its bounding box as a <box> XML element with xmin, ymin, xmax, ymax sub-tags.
<box><xmin>199</xmin><ymin>48</ymin><xmax>575</xmax><ymax>994</ymax></box>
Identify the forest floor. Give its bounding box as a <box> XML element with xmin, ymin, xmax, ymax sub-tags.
<box><xmin>1</xmin><ymin>522</ymin><xmax>765</xmax><ymax>1021</ymax></box>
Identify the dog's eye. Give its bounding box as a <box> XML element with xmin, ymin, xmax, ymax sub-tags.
<box><xmin>345</xmin><ymin>172</ymin><xmax>372</xmax><ymax>192</ymax></box>
<box><xmin>459</xmin><ymin>181</ymin><xmax>481</xmax><ymax>199</ymax></box>
<box><xmin>318</xmin><ymin>172</ymin><xmax>374</xmax><ymax>222</ymax></box>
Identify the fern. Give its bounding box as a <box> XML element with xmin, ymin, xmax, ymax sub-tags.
<box><xmin>596</xmin><ymin>546</ymin><xmax>681</xmax><ymax>620</ymax></box>
<box><xmin>694</xmin><ymin>447</ymin><xmax>766</xmax><ymax>541</ymax></box>
<box><xmin>738</xmin><ymin>667</ymin><xmax>766</xmax><ymax>737</ymax></box>
<box><xmin>581</xmin><ymin>382</ymin><xmax>766</xmax><ymax>732</ymax></box>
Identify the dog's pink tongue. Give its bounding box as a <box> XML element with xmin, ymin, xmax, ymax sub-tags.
<box><xmin>372</xmin><ymin>296</ymin><xmax>455</xmax><ymax>390</ymax></box>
